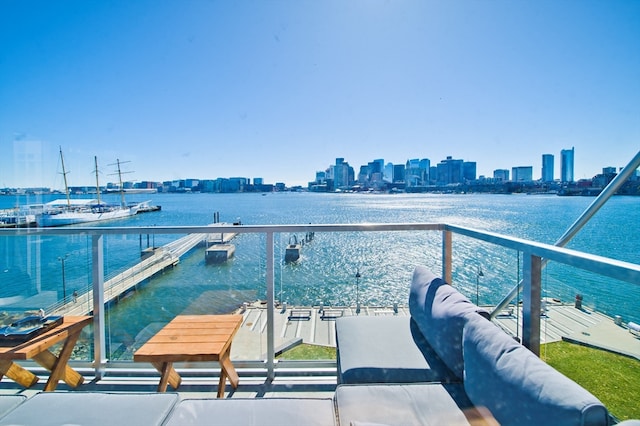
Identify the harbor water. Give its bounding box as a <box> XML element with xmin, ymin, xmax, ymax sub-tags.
<box><xmin>1</xmin><ymin>192</ymin><xmax>639</xmax><ymax>355</ymax></box>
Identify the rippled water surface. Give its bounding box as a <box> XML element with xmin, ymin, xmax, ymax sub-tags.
<box><xmin>2</xmin><ymin>192</ymin><xmax>639</xmax><ymax>356</ymax></box>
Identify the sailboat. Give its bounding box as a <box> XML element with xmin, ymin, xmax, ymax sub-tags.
<box><xmin>36</xmin><ymin>148</ymin><xmax>143</xmax><ymax>227</ymax></box>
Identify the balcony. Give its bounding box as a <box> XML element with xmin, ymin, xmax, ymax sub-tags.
<box><xmin>0</xmin><ymin>223</ymin><xmax>638</xmax><ymax>422</ymax></box>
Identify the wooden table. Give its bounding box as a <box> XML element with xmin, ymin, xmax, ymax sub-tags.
<box><xmin>133</xmin><ymin>314</ymin><xmax>243</xmax><ymax>397</ymax></box>
<box><xmin>0</xmin><ymin>316</ymin><xmax>92</xmax><ymax>391</ymax></box>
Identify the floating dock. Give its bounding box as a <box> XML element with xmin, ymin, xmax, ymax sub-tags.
<box><xmin>205</xmin><ymin>244</ymin><xmax>235</xmax><ymax>263</ymax></box>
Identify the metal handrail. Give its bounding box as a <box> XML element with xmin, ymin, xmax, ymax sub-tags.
<box><xmin>490</xmin><ymin>150</ymin><xmax>640</xmax><ymax>319</ymax></box>
<box><xmin>2</xmin><ymin>222</ymin><xmax>639</xmax><ymax>377</ymax></box>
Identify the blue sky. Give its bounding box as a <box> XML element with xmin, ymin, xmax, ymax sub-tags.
<box><xmin>1</xmin><ymin>0</ymin><xmax>638</xmax><ymax>188</ymax></box>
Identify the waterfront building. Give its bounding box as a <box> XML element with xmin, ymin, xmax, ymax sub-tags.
<box><xmin>512</xmin><ymin>166</ymin><xmax>533</xmax><ymax>182</ymax></box>
<box><xmin>542</xmin><ymin>154</ymin><xmax>554</xmax><ymax>182</ymax></box>
<box><xmin>356</xmin><ymin>166</ymin><xmax>368</xmax><ymax>185</ymax></box>
<box><xmin>384</xmin><ymin>162</ymin><xmax>394</xmax><ymax>183</ymax></box>
<box><xmin>392</xmin><ymin>164</ymin><xmax>405</xmax><ymax>183</ymax></box>
<box><xmin>403</xmin><ymin>158</ymin><xmax>430</xmax><ymax>188</ymax></box>
<box><xmin>429</xmin><ymin>166</ymin><xmax>437</xmax><ymax>184</ymax></box>
<box><xmin>332</xmin><ymin>158</ymin><xmax>353</xmax><ymax>190</ymax></box>
<box><xmin>561</xmin><ymin>147</ymin><xmax>575</xmax><ymax>183</ymax></box>
<box><xmin>436</xmin><ymin>156</ymin><xmax>464</xmax><ymax>185</ymax></box>
<box><xmin>463</xmin><ymin>162</ymin><xmax>477</xmax><ymax>181</ymax></box>
<box><xmin>185</xmin><ymin>179</ymin><xmax>200</xmax><ymax>190</ymax></box>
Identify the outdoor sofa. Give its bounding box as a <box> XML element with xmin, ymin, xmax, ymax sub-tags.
<box><xmin>1</xmin><ymin>266</ymin><xmax>639</xmax><ymax>425</ymax></box>
<box><xmin>334</xmin><ymin>265</ymin><xmax>612</xmax><ymax>425</ymax></box>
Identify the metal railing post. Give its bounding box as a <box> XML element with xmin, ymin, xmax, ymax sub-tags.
<box><xmin>92</xmin><ymin>234</ymin><xmax>107</xmax><ymax>378</ymax></box>
<box><xmin>266</xmin><ymin>231</ymin><xmax>275</xmax><ymax>380</ymax></box>
<box><xmin>522</xmin><ymin>252</ymin><xmax>542</xmax><ymax>355</ymax></box>
<box><xmin>443</xmin><ymin>230</ymin><xmax>452</xmax><ymax>284</ymax></box>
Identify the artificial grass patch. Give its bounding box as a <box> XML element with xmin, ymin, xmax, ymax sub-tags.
<box><xmin>541</xmin><ymin>340</ymin><xmax>640</xmax><ymax>421</ymax></box>
<box><xmin>276</xmin><ymin>343</ymin><xmax>336</xmax><ymax>360</ymax></box>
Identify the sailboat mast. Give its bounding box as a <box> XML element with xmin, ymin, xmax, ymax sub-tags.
<box><xmin>94</xmin><ymin>156</ymin><xmax>101</xmax><ymax>205</ymax></box>
<box><xmin>116</xmin><ymin>159</ymin><xmax>126</xmax><ymax>208</ymax></box>
<box><xmin>59</xmin><ymin>146</ymin><xmax>71</xmax><ymax>207</ymax></box>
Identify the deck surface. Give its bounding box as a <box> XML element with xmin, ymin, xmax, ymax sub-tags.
<box><xmin>231</xmin><ymin>300</ymin><xmax>640</xmax><ymax>361</ymax></box>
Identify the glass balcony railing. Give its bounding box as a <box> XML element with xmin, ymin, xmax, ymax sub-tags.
<box><xmin>1</xmin><ymin>223</ymin><xmax>639</xmax><ymax>380</ymax></box>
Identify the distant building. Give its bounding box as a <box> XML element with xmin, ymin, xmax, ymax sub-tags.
<box><xmin>393</xmin><ymin>164</ymin><xmax>405</xmax><ymax>183</ymax></box>
<box><xmin>384</xmin><ymin>162</ymin><xmax>394</xmax><ymax>183</ymax></box>
<box><xmin>542</xmin><ymin>154</ymin><xmax>554</xmax><ymax>182</ymax></box>
<box><xmin>332</xmin><ymin>158</ymin><xmax>353</xmax><ymax>189</ymax></box>
<box><xmin>561</xmin><ymin>147</ymin><xmax>575</xmax><ymax>183</ymax></box>
<box><xmin>512</xmin><ymin>166</ymin><xmax>533</xmax><ymax>182</ymax></box>
<box><xmin>436</xmin><ymin>156</ymin><xmax>464</xmax><ymax>185</ymax></box>
<box><xmin>405</xmin><ymin>158</ymin><xmax>430</xmax><ymax>187</ymax></box>
<box><xmin>463</xmin><ymin>162</ymin><xmax>477</xmax><ymax>181</ymax></box>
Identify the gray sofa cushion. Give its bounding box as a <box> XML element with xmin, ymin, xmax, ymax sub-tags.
<box><xmin>0</xmin><ymin>392</ymin><xmax>179</xmax><ymax>426</ymax></box>
<box><xmin>335</xmin><ymin>315</ymin><xmax>457</xmax><ymax>384</ymax></box>
<box><xmin>463</xmin><ymin>313</ymin><xmax>609</xmax><ymax>426</ymax></box>
<box><xmin>408</xmin><ymin>265</ymin><xmax>488</xmax><ymax>380</ymax></box>
<box><xmin>164</xmin><ymin>398</ymin><xmax>336</xmax><ymax>426</ymax></box>
<box><xmin>0</xmin><ymin>395</ymin><xmax>26</xmax><ymax>420</ymax></box>
<box><xmin>335</xmin><ymin>383</ymin><xmax>494</xmax><ymax>426</ymax></box>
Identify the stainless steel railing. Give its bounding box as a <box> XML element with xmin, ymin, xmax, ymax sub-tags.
<box><xmin>2</xmin><ymin>222</ymin><xmax>639</xmax><ymax>378</ymax></box>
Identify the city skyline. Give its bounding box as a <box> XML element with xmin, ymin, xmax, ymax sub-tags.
<box><xmin>2</xmin><ymin>142</ymin><xmax>629</xmax><ymax>191</ymax></box>
<box><xmin>1</xmin><ymin>1</ymin><xmax>639</xmax><ymax>188</ymax></box>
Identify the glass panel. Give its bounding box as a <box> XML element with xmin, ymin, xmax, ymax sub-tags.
<box><xmin>0</xmin><ymin>233</ymin><xmax>94</xmax><ymax>361</ymax></box>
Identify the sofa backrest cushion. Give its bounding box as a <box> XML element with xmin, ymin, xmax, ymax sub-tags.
<box><xmin>463</xmin><ymin>313</ymin><xmax>609</xmax><ymax>426</ymax></box>
<box><xmin>408</xmin><ymin>265</ymin><xmax>488</xmax><ymax>380</ymax></box>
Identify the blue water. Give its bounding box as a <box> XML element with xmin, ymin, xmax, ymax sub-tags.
<box><xmin>1</xmin><ymin>192</ymin><xmax>639</xmax><ymax>358</ymax></box>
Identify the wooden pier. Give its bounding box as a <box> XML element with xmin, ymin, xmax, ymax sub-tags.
<box><xmin>49</xmin><ymin>224</ymin><xmax>235</xmax><ymax>316</ymax></box>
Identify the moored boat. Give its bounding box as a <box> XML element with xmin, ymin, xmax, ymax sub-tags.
<box><xmin>36</xmin><ymin>148</ymin><xmax>147</xmax><ymax>227</ymax></box>
<box><xmin>36</xmin><ymin>199</ymin><xmax>141</xmax><ymax>227</ymax></box>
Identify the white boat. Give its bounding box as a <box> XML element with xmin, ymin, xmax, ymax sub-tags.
<box><xmin>36</xmin><ymin>148</ymin><xmax>143</xmax><ymax>227</ymax></box>
<box><xmin>36</xmin><ymin>198</ymin><xmax>141</xmax><ymax>227</ymax></box>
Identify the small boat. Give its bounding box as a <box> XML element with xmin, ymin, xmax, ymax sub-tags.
<box><xmin>36</xmin><ymin>148</ymin><xmax>144</xmax><ymax>227</ymax></box>
<box><xmin>284</xmin><ymin>235</ymin><xmax>302</xmax><ymax>263</ymax></box>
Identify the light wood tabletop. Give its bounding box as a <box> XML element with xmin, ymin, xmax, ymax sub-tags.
<box><xmin>0</xmin><ymin>316</ymin><xmax>92</xmax><ymax>391</ymax></box>
<box><xmin>134</xmin><ymin>314</ymin><xmax>243</xmax><ymax>397</ymax></box>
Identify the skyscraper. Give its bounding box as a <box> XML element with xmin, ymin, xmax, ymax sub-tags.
<box><xmin>561</xmin><ymin>147</ymin><xmax>575</xmax><ymax>183</ymax></box>
<box><xmin>542</xmin><ymin>154</ymin><xmax>554</xmax><ymax>182</ymax></box>
<box><xmin>512</xmin><ymin>166</ymin><xmax>533</xmax><ymax>182</ymax></box>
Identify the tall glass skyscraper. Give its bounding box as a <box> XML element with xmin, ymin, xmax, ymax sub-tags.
<box><xmin>561</xmin><ymin>147</ymin><xmax>575</xmax><ymax>183</ymax></box>
<box><xmin>542</xmin><ymin>154</ymin><xmax>554</xmax><ymax>182</ymax></box>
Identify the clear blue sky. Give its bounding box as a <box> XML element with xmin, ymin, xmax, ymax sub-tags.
<box><xmin>1</xmin><ymin>0</ymin><xmax>638</xmax><ymax>189</ymax></box>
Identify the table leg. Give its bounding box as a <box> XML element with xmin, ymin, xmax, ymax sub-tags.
<box><xmin>32</xmin><ymin>350</ymin><xmax>84</xmax><ymax>388</ymax></box>
<box><xmin>0</xmin><ymin>360</ymin><xmax>39</xmax><ymax>388</ymax></box>
<box><xmin>217</xmin><ymin>368</ymin><xmax>227</xmax><ymax>398</ymax></box>
<box><xmin>217</xmin><ymin>347</ymin><xmax>239</xmax><ymax>398</ymax></box>
<box><xmin>151</xmin><ymin>361</ymin><xmax>181</xmax><ymax>392</ymax></box>
<box><xmin>42</xmin><ymin>329</ymin><xmax>83</xmax><ymax>391</ymax></box>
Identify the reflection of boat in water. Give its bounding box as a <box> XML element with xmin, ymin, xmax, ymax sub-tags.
<box><xmin>36</xmin><ymin>148</ymin><xmax>147</xmax><ymax>227</ymax></box>
<box><xmin>285</xmin><ymin>235</ymin><xmax>302</xmax><ymax>263</ymax></box>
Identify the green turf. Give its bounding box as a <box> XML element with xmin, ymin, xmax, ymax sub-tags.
<box><xmin>541</xmin><ymin>341</ymin><xmax>640</xmax><ymax>421</ymax></box>
<box><xmin>276</xmin><ymin>343</ymin><xmax>336</xmax><ymax>360</ymax></box>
